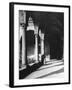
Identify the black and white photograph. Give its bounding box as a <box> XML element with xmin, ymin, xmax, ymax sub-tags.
<box><xmin>9</xmin><ymin>2</ymin><xmax>70</xmax><ymax>87</ymax></box>
<box><xmin>19</xmin><ymin>10</ymin><xmax>64</xmax><ymax>79</ymax></box>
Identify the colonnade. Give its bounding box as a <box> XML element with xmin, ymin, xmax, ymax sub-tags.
<box><xmin>19</xmin><ymin>12</ymin><xmax>45</xmax><ymax>68</ymax></box>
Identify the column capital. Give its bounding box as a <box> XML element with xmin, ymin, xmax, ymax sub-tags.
<box><xmin>41</xmin><ymin>33</ymin><xmax>44</xmax><ymax>40</ymax></box>
<box><xmin>35</xmin><ymin>34</ymin><xmax>38</xmax><ymax>38</ymax></box>
<box><xmin>20</xmin><ymin>23</ymin><xmax>25</xmax><ymax>28</ymax></box>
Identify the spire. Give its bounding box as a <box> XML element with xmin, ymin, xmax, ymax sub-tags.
<box><xmin>29</xmin><ymin>16</ymin><xmax>33</xmax><ymax>21</ymax></box>
<box><xmin>28</xmin><ymin>16</ymin><xmax>33</xmax><ymax>25</ymax></box>
<box><xmin>27</xmin><ymin>16</ymin><xmax>35</xmax><ymax>31</ymax></box>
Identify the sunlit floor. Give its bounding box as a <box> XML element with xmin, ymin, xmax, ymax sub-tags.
<box><xmin>25</xmin><ymin>59</ymin><xmax>64</xmax><ymax>79</ymax></box>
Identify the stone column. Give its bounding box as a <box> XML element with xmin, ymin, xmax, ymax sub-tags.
<box><xmin>19</xmin><ymin>11</ymin><xmax>26</xmax><ymax>68</ymax></box>
<box><xmin>41</xmin><ymin>33</ymin><xmax>44</xmax><ymax>55</ymax></box>
<box><xmin>22</xmin><ymin>26</ymin><xmax>25</xmax><ymax>66</ymax></box>
<box><xmin>20</xmin><ymin>26</ymin><xmax>26</xmax><ymax>66</ymax></box>
<box><xmin>41</xmin><ymin>33</ymin><xmax>45</xmax><ymax>64</ymax></box>
<box><xmin>34</xmin><ymin>26</ymin><xmax>39</xmax><ymax>63</ymax></box>
<box><xmin>39</xmin><ymin>30</ymin><xmax>42</xmax><ymax>62</ymax></box>
<box><xmin>35</xmin><ymin>34</ymin><xmax>38</xmax><ymax>63</ymax></box>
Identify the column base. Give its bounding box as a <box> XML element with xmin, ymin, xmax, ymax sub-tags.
<box><xmin>44</xmin><ymin>55</ymin><xmax>50</xmax><ymax>64</ymax></box>
<box><xmin>19</xmin><ymin>64</ymin><xmax>27</xmax><ymax>71</ymax></box>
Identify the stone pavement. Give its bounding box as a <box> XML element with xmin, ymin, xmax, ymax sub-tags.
<box><xmin>25</xmin><ymin>59</ymin><xmax>64</xmax><ymax>79</ymax></box>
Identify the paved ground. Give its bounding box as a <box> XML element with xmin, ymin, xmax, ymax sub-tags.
<box><xmin>25</xmin><ymin>59</ymin><xmax>64</xmax><ymax>79</ymax></box>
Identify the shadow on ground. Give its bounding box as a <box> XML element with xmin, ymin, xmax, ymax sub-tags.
<box><xmin>19</xmin><ymin>62</ymin><xmax>43</xmax><ymax>79</ymax></box>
